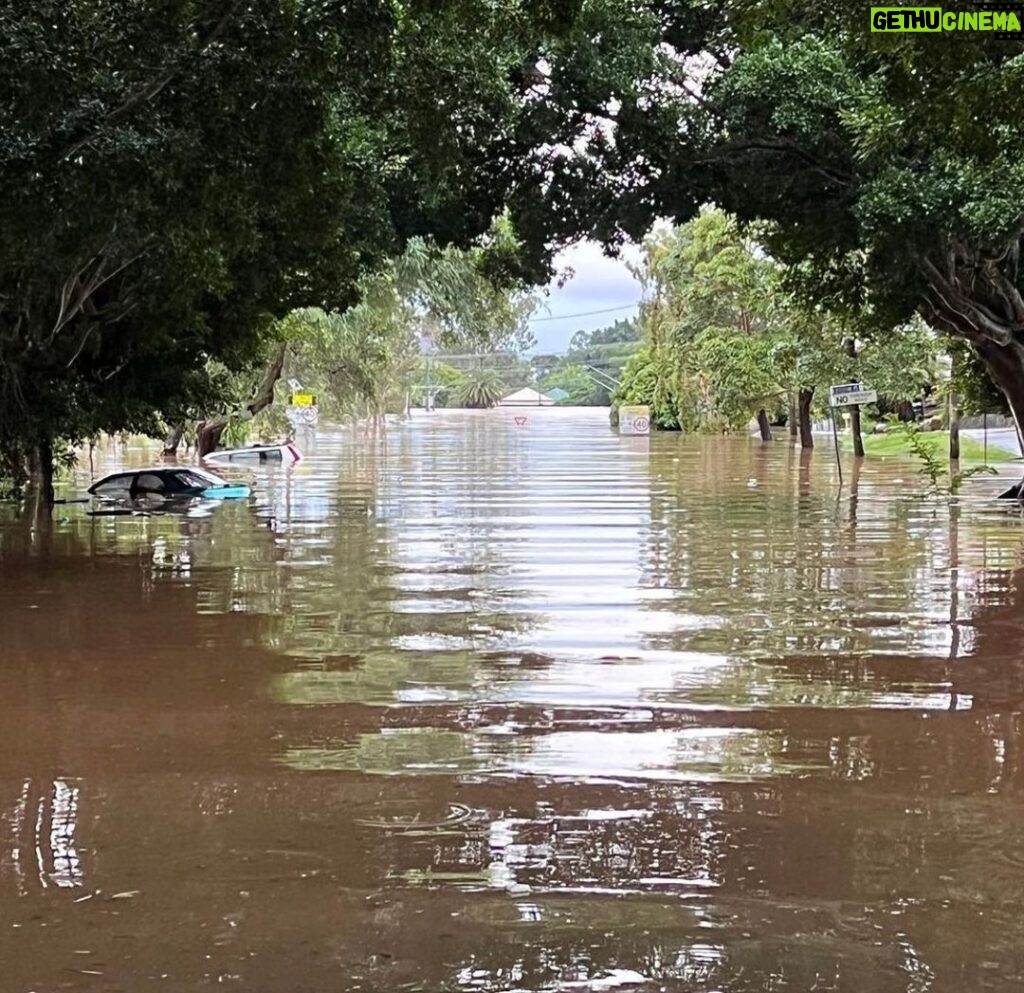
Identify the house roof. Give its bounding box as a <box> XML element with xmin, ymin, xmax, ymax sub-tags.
<box><xmin>498</xmin><ymin>387</ymin><xmax>556</xmax><ymax>406</ymax></box>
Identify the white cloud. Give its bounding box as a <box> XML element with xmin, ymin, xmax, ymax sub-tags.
<box><xmin>528</xmin><ymin>240</ymin><xmax>644</xmax><ymax>353</ymax></box>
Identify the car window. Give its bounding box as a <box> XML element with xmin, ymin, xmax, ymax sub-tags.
<box><xmin>135</xmin><ymin>473</ymin><xmax>166</xmax><ymax>493</ymax></box>
<box><xmin>172</xmin><ymin>471</ymin><xmax>209</xmax><ymax>489</ymax></box>
<box><xmin>92</xmin><ymin>475</ymin><xmax>132</xmax><ymax>494</ymax></box>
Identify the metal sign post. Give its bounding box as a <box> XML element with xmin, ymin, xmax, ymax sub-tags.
<box><xmin>828</xmin><ymin>382</ymin><xmax>879</xmax><ymax>486</ymax></box>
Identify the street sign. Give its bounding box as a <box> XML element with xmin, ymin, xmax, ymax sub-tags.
<box><xmin>290</xmin><ymin>392</ymin><xmax>316</xmax><ymax>407</ymax></box>
<box><xmin>619</xmin><ymin>405</ymin><xmax>650</xmax><ymax>435</ymax></box>
<box><xmin>286</xmin><ymin>404</ymin><xmax>318</xmax><ymax>428</ymax></box>
<box><xmin>829</xmin><ymin>383</ymin><xmax>878</xmax><ymax>407</ymax></box>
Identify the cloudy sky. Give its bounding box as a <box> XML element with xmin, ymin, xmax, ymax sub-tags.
<box><xmin>527</xmin><ymin>240</ymin><xmax>645</xmax><ymax>354</ymax></box>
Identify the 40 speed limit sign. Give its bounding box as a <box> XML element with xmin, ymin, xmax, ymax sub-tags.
<box><xmin>619</xmin><ymin>405</ymin><xmax>650</xmax><ymax>435</ymax></box>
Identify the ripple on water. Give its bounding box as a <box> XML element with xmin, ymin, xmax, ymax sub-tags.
<box><xmin>3</xmin><ymin>410</ymin><xmax>1024</xmax><ymax>992</ymax></box>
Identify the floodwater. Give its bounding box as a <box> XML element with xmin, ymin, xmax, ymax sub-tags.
<box><xmin>2</xmin><ymin>408</ymin><xmax>1024</xmax><ymax>992</ymax></box>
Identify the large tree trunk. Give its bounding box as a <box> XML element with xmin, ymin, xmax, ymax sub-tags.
<box><xmin>797</xmin><ymin>388</ymin><xmax>814</xmax><ymax>449</ymax></box>
<box><xmin>966</xmin><ymin>336</ymin><xmax>1024</xmax><ymax>445</ymax></box>
<box><xmin>755</xmin><ymin>408</ymin><xmax>772</xmax><ymax>441</ymax></box>
<box><xmin>921</xmin><ymin>247</ymin><xmax>1024</xmax><ymax>453</ymax></box>
<box><xmin>196</xmin><ymin>419</ymin><xmax>226</xmax><ymax>458</ymax></box>
<box><xmin>849</xmin><ymin>405</ymin><xmax>864</xmax><ymax>457</ymax></box>
<box><xmin>788</xmin><ymin>392</ymin><xmax>798</xmax><ymax>438</ymax></box>
<box><xmin>30</xmin><ymin>438</ymin><xmax>55</xmax><ymax>512</ymax></box>
<box><xmin>948</xmin><ymin>386</ymin><xmax>960</xmax><ymax>462</ymax></box>
<box><xmin>845</xmin><ymin>339</ymin><xmax>864</xmax><ymax>458</ymax></box>
<box><xmin>197</xmin><ymin>344</ymin><xmax>287</xmax><ymax>458</ymax></box>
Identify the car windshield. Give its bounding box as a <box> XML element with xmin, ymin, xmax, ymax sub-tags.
<box><xmin>178</xmin><ymin>468</ymin><xmax>227</xmax><ymax>487</ymax></box>
<box><xmin>173</xmin><ymin>470</ymin><xmax>218</xmax><ymax>488</ymax></box>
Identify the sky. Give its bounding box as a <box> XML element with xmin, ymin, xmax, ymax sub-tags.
<box><xmin>527</xmin><ymin>240</ymin><xmax>645</xmax><ymax>354</ymax></box>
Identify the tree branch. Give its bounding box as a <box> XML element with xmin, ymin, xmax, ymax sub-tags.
<box><xmin>61</xmin><ymin>0</ymin><xmax>240</xmax><ymax>161</ymax></box>
<box><xmin>708</xmin><ymin>138</ymin><xmax>855</xmax><ymax>189</ymax></box>
<box><xmin>923</xmin><ymin>257</ymin><xmax>1014</xmax><ymax>345</ymax></box>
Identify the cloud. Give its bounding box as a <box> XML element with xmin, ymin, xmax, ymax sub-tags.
<box><xmin>528</xmin><ymin>240</ymin><xmax>644</xmax><ymax>353</ymax></box>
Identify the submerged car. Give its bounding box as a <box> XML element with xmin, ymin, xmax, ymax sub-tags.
<box><xmin>88</xmin><ymin>466</ymin><xmax>251</xmax><ymax>501</ymax></box>
<box><xmin>203</xmin><ymin>442</ymin><xmax>301</xmax><ymax>465</ymax></box>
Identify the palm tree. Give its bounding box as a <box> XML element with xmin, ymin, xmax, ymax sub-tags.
<box><xmin>457</xmin><ymin>367</ymin><xmax>506</xmax><ymax>408</ymax></box>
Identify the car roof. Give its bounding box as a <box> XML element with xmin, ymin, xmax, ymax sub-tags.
<box><xmin>93</xmin><ymin>466</ymin><xmax>227</xmax><ymax>484</ymax></box>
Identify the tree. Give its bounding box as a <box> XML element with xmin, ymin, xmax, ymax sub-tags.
<box><xmin>540</xmin><ymin>364</ymin><xmax>602</xmax><ymax>405</ymax></box>
<box><xmin>181</xmin><ymin>225</ymin><xmax>542</xmax><ymax>453</ymax></box>
<box><xmin>613</xmin><ymin>347</ymin><xmax>681</xmax><ymax>430</ymax></box>
<box><xmin>456</xmin><ymin>368</ymin><xmax>507</xmax><ymax>409</ymax></box>
<box><xmin>0</xmin><ymin>1</ymin><xmax>630</xmax><ymax>500</ymax></box>
<box><xmin>622</xmin><ymin>209</ymin><xmax>790</xmax><ymax>437</ymax></box>
<box><xmin>569</xmin><ymin>319</ymin><xmax>639</xmax><ymax>353</ymax></box>
<box><xmin>618</xmin><ymin>207</ymin><xmax>943</xmax><ymax>445</ymax></box>
<box><xmin>575</xmin><ymin>4</ymin><xmax>1024</xmax><ymax>441</ymax></box>
<box><xmin>412</xmin><ymin>361</ymin><xmax>468</xmax><ymax>410</ymax></box>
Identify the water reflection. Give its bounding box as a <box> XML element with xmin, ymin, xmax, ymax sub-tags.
<box><xmin>2</xmin><ymin>410</ymin><xmax>1024</xmax><ymax>991</ymax></box>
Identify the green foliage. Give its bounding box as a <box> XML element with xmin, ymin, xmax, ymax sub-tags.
<box><xmin>281</xmin><ymin>283</ymin><xmax>418</xmax><ymax>420</ymax></box>
<box><xmin>412</xmin><ymin>361</ymin><xmax>468</xmax><ymax>409</ymax></box>
<box><xmin>618</xmin><ymin>207</ymin><xmax>944</xmax><ymax>435</ymax></box>
<box><xmin>547</xmin><ymin>322</ymin><xmax>641</xmax><ymax>407</ymax></box>
<box><xmin>217</xmin><ymin>225</ymin><xmax>542</xmax><ymax>426</ymax></box>
<box><xmin>540</xmin><ymin>364</ymin><xmax>601</xmax><ymax>405</ymax></box>
<box><xmin>694</xmin><ymin>325</ymin><xmax>784</xmax><ymax>429</ymax></box>
<box><xmin>456</xmin><ymin>368</ymin><xmax>506</xmax><ymax>409</ymax></box>
<box><xmin>395</xmin><ymin>222</ymin><xmax>540</xmax><ymax>354</ymax></box>
<box><xmin>613</xmin><ymin>347</ymin><xmax>681</xmax><ymax>430</ymax></box>
<box><xmin>582</xmin><ymin>1</ymin><xmax>1024</xmax><ymax>421</ymax></box>
<box><xmin>568</xmin><ymin>319</ymin><xmax>639</xmax><ymax>353</ymax></box>
<box><xmin>886</xmin><ymin>420</ymin><xmax>998</xmax><ymax>495</ymax></box>
<box><xmin>855</xmin><ymin>430</ymin><xmax>1013</xmax><ymax>464</ymax></box>
<box><xmin>949</xmin><ymin>340</ymin><xmax>1011</xmax><ymax>417</ymax></box>
<box><xmin>1</xmin><ymin>0</ymin><xmax>631</xmax><ymax>492</ymax></box>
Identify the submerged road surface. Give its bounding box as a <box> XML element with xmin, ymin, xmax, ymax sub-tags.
<box><xmin>3</xmin><ymin>408</ymin><xmax>1024</xmax><ymax>991</ymax></box>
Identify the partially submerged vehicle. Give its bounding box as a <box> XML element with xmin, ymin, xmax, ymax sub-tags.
<box><xmin>88</xmin><ymin>466</ymin><xmax>250</xmax><ymax>502</ymax></box>
<box><xmin>203</xmin><ymin>442</ymin><xmax>301</xmax><ymax>466</ymax></box>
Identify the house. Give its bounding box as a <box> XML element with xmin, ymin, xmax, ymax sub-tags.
<box><xmin>497</xmin><ymin>387</ymin><xmax>556</xmax><ymax>407</ymax></box>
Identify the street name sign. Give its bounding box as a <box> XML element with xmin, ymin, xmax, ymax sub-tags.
<box><xmin>829</xmin><ymin>383</ymin><xmax>878</xmax><ymax>407</ymax></box>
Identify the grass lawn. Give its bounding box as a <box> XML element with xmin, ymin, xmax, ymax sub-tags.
<box><xmin>844</xmin><ymin>430</ymin><xmax>1016</xmax><ymax>463</ymax></box>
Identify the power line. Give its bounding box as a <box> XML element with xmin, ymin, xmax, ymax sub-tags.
<box><xmin>528</xmin><ymin>303</ymin><xmax>638</xmax><ymax>323</ymax></box>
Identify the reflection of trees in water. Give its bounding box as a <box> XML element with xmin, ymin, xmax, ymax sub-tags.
<box><xmin>357</xmin><ymin>778</ymin><xmax>955</xmax><ymax>991</ymax></box>
<box><xmin>641</xmin><ymin>441</ymin><xmax>1018</xmax><ymax>665</ymax></box>
<box><xmin>2</xmin><ymin>778</ymin><xmax>83</xmax><ymax>893</ymax></box>
<box><xmin>382</xmin><ymin>414</ymin><xmax>537</xmax><ymax>577</ymax></box>
<box><xmin>256</xmin><ymin>426</ymin><xmax>543</xmax><ymax>696</ymax></box>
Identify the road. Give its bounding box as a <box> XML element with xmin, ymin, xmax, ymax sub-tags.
<box><xmin>962</xmin><ymin>425</ymin><xmax>1021</xmax><ymax>456</ymax></box>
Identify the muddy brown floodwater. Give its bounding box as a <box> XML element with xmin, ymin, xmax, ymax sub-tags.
<box><xmin>3</xmin><ymin>408</ymin><xmax>1024</xmax><ymax>992</ymax></box>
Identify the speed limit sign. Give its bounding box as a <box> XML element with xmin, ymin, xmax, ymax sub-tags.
<box><xmin>619</xmin><ymin>405</ymin><xmax>650</xmax><ymax>435</ymax></box>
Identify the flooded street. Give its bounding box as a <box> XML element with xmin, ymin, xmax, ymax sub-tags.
<box><xmin>4</xmin><ymin>407</ymin><xmax>1024</xmax><ymax>992</ymax></box>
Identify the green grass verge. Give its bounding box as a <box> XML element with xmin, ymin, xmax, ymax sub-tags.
<box><xmin>844</xmin><ymin>430</ymin><xmax>1015</xmax><ymax>462</ymax></box>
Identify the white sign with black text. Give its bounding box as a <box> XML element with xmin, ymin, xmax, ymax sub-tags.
<box><xmin>829</xmin><ymin>383</ymin><xmax>878</xmax><ymax>407</ymax></box>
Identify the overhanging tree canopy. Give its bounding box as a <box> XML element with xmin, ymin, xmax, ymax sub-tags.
<box><xmin>557</xmin><ymin>2</ymin><xmax>1024</xmax><ymax>429</ymax></box>
<box><xmin>0</xmin><ymin>0</ymin><xmax>646</xmax><ymax>497</ymax></box>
